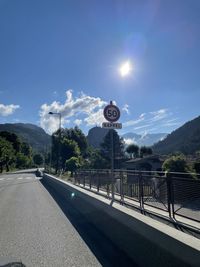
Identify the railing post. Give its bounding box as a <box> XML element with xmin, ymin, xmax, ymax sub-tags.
<box><xmin>166</xmin><ymin>172</ymin><xmax>172</xmax><ymax>218</ymax></box>
<box><xmin>139</xmin><ymin>171</ymin><xmax>144</xmax><ymax>212</ymax></box>
<box><xmin>120</xmin><ymin>172</ymin><xmax>124</xmax><ymax>203</ymax></box>
<box><xmin>171</xmin><ymin>175</ymin><xmax>175</xmax><ymax>219</ymax></box>
<box><xmin>97</xmin><ymin>174</ymin><xmax>100</xmax><ymax>192</ymax></box>
<box><xmin>89</xmin><ymin>174</ymin><xmax>92</xmax><ymax>189</ymax></box>
<box><xmin>74</xmin><ymin>171</ymin><xmax>77</xmax><ymax>184</ymax></box>
<box><xmin>83</xmin><ymin>174</ymin><xmax>85</xmax><ymax>187</ymax></box>
<box><xmin>78</xmin><ymin>173</ymin><xmax>80</xmax><ymax>185</ymax></box>
<box><xmin>107</xmin><ymin>171</ymin><xmax>110</xmax><ymax>198</ymax></box>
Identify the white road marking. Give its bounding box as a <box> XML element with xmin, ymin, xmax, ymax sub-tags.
<box><xmin>17</xmin><ymin>177</ymin><xmax>23</xmax><ymax>180</ymax></box>
<box><xmin>0</xmin><ymin>178</ymin><xmax>4</xmax><ymax>181</ymax></box>
<box><xmin>26</xmin><ymin>177</ymin><xmax>32</xmax><ymax>180</ymax></box>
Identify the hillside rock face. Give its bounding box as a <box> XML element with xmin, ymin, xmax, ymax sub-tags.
<box><xmin>87</xmin><ymin>126</ymin><xmax>109</xmax><ymax>148</ymax></box>
<box><xmin>153</xmin><ymin>115</ymin><xmax>200</xmax><ymax>155</ymax></box>
<box><xmin>0</xmin><ymin>123</ymin><xmax>51</xmax><ymax>153</ymax></box>
<box><xmin>87</xmin><ymin>126</ymin><xmax>167</xmax><ymax>149</ymax></box>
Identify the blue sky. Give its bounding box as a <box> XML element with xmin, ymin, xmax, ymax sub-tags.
<box><xmin>0</xmin><ymin>0</ymin><xmax>200</xmax><ymax>135</ymax></box>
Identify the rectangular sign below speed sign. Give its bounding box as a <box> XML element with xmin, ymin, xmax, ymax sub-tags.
<box><xmin>102</xmin><ymin>122</ymin><xmax>122</xmax><ymax>129</ymax></box>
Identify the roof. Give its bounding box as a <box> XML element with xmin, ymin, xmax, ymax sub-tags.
<box><xmin>125</xmin><ymin>155</ymin><xmax>165</xmax><ymax>164</ymax></box>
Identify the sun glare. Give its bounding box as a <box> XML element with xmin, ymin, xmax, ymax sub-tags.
<box><xmin>119</xmin><ymin>61</ymin><xmax>132</xmax><ymax>77</ymax></box>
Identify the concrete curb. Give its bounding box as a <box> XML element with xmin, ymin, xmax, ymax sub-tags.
<box><xmin>42</xmin><ymin>173</ymin><xmax>200</xmax><ymax>267</ymax></box>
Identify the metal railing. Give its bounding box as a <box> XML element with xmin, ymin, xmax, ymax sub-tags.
<box><xmin>74</xmin><ymin>169</ymin><xmax>200</xmax><ymax>224</ymax></box>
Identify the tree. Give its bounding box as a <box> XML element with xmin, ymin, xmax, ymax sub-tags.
<box><xmin>0</xmin><ymin>131</ymin><xmax>21</xmax><ymax>153</ymax></box>
<box><xmin>140</xmin><ymin>146</ymin><xmax>153</xmax><ymax>158</ymax></box>
<box><xmin>52</xmin><ymin>127</ymin><xmax>87</xmax><ymax>173</ymax></box>
<box><xmin>63</xmin><ymin>127</ymin><xmax>88</xmax><ymax>155</ymax></box>
<box><xmin>16</xmin><ymin>153</ymin><xmax>31</xmax><ymax>169</ymax></box>
<box><xmin>87</xmin><ymin>149</ymin><xmax>108</xmax><ymax>169</ymax></box>
<box><xmin>60</xmin><ymin>138</ymin><xmax>80</xmax><ymax>170</ymax></box>
<box><xmin>33</xmin><ymin>153</ymin><xmax>44</xmax><ymax>166</ymax></box>
<box><xmin>126</xmin><ymin>144</ymin><xmax>139</xmax><ymax>158</ymax></box>
<box><xmin>21</xmin><ymin>142</ymin><xmax>32</xmax><ymax>157</ymax></box>
<box><xmin>100</xmin><ymin>130</ymin><xmax>125</xmax><ymax>169</ymax></box>
<box><xmin>0</xmin><ymin>137</ymin><xmax>15</xmax><ymax>172</ymax></box>
<box><xmin>162</xmin><ymin>155</ymin><xmax>191</xmax><ymax>173</ymax></box>
<box><xmin>65</xmin><ymin>157</ymin><xmax>80</xmax><ymax>176</ymax></box>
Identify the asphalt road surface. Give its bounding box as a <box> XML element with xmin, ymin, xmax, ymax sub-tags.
<box><xmin>0</xmin><ymin>172</ymin><xmax>136</xmax><ymax>267</ymax></box>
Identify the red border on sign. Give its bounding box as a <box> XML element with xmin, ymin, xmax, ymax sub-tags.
<box><xmin>103</xmin><ymin>104</ymin><xmax>120</xmax><ymax>122</ymax></box>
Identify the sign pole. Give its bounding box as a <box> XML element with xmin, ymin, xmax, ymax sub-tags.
<box><xmin>102</xmin><ymin>100</ymin><xmax>122</xmax><ymax>201</ymax></box>
<box><xmin>111</xmin><ymin>128</ymin><xmax>114</xmax><ymax>200</ymax></box>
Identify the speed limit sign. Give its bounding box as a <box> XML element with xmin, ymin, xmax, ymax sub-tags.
<box><xmin>103</xmin><ymin>102</ymin><xmax>120</xmax><ymax>122</ymax></box>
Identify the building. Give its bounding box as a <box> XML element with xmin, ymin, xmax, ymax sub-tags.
<box><xmin>124</xmin><ymin>155</ymin><xmax>165</xmax><ymax>172</ymax></box>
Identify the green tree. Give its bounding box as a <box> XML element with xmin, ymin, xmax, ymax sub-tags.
<box><xmin>126</xmin><ymin>144</ymin><xmax>139</xmax><ymax>158</ymax></box>
<box><xmin>65</xmin><ymin>157</ymin><xmax>81</xmax><ymax>176</ymax></box>
<box><xmin>52</xmin><ymin>127</ymin><xmax>87</xmax><ymax>173</ymax></box>
<box><xmin>0</xmin><ymin>137</ymin><xmax>15</xmax><ymax>172</ymax></box>
<box><xmin>162</xmin><ymin>155</ymin><xmax>191</xmax><ymax>174</ymax></box>
<box><xmin>33</xmin><ymin>153</ymin><xmax>44</xmax><ymax>166</ymax></box>
<box><xmin>63</xmin><ymin>127</ymin><xmax>88</xmax><ymax>155</ymax></box>
<box><xmin>60</xmin><ymin>138</ymin><xmax>80</xmax><ymax>170</ymax></box>
<box><xmin>86</xmin><ymin>149</ymin><xmax>108</xmax><ymax>169</ymax></box>
<box><xmin>100</xmin><ymin>130</ymin><xmax>125</xmax><ymax>169</ymax></box>
<box><xmin>21</xmin><ymin>142</ymin><xmax>32</xmax><ymax>157</ymax></box>
<box><xmin>0</xmin><ymin>131</ymin><xmax>21</xmax><ymax>153</ymax></box>
<box><xmin>140</xmin><ymin>146</ymin><xmax>153</xmax><ymax>158</ymax></box>
<box><xmin>16</xmin><ymin>153</ymin><xmax>31</xmax><ymax>169</ymax></box>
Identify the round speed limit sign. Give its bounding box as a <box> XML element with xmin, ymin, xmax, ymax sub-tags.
<box><xmin>103</xmin><ymin>103</ymin><xmax>120</xmax><ymax>122</ymax></box>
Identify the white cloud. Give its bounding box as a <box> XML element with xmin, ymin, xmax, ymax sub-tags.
<box><xmin>0</xmin><ymin>104</ymin><xmax>20</xmax><ymax>116</ymax></box>
<box><xmin>124</xmin><ymin>138</ymin><xmax>137</xmax><ymax>145</ymax></box>
<box><xmin>122</xmin><ymin>108</ymin><xmax>179</xmax><ymax>133</ymax></box>
<box><xmin>150</xmin><ymin>108</ymin><xmax>169</xmax><ymax>122</ymax></box>
<box><xmin>162</xmin><ymin>122</ymin><xmax>180</xmax><ymax>127</ymax></box>
<box><xmin>123</xmin><ymin>114</ymin><xmax>145</xmax><ymax>127</ymax></box>
<box><xmin>134</xmin><ymin>124</ymin><xmax>151</xmax><ymax>130</ymax></box>
<box><xmin>139</xmin><ymin>113</ymin><xmax>146</xmax><ymax>118</ymax></box>
<box><xmin>122</xmin><ymin>104</ymin><xmax>130</xmax><ymax>114</ymax></box>
<box><xmin>74</xmin><ymin>119</ymin><xmax>82</xmax><ymax>126</ymax></box>
<box><xmin>39</xmin><ymin>90</ymin><xmax>106</xmax><ymax>133</ymax></box>
<box><xmin>84</xmin><ymin>108</ymin><xmax>105</xmax><ymax>126</ymax></box>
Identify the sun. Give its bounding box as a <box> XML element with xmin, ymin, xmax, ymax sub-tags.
<box><xmin>119</xmin><ymin>61</ymin><xmax>132</xmax><ymax>77</ymax></box>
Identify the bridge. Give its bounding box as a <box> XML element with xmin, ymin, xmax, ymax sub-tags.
<box><xmin>0</xmin><ymin>170</ymin><xmax>200</xmax><ymax>266</ymax></box>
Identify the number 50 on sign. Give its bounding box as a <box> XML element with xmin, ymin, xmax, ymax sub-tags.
<box><xmin>103</xmin><ymin>104</ymin><xmax>120</xmax><ymax>122</ymax></box>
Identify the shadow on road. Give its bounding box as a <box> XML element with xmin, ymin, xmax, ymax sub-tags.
<box><xmin>40</xmin><ymin>178</ymin><xmax>138</xmax><ymax>267</ymax></box>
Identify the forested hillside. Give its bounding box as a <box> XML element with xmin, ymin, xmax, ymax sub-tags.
<box><xmin>0</xmin><ymin>123</ymin><xmax>51</xmax><ymax>153</ymax></box>
<box><xmin>153</xmin><ymin>116</ymin><xmax>200</xmax><ymax>154</ymax></box>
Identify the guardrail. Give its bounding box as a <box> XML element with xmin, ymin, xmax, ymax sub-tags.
<box><xmin>42</xmin><ymin>173</ymin><xmax>200</xmax><ymax>266</ymax></box>
<box><xmin>74</xmin><ymin>169</ymin><xmax>200</xmax><ymax>224</ymax></box>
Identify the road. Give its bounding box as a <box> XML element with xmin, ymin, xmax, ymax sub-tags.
<box><xmin>0</xmin><ymin>172</ymin><xmax>136</xmax><ymax>267</ymax></box>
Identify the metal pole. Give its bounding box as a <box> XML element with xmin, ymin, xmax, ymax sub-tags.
<box><xmin>111</xmin><ymin>129</ymin><xmax>114</xmax><ymax>200</ymax></box>
<box><xmin>50</xmin><ymin>146</ymin><xmax>52</xmax><ymax>173</ymax></box>
<box><xmin>58</xmin><ymin>113</ymin><xmax>61</xmax><ymax>175</ymax></box>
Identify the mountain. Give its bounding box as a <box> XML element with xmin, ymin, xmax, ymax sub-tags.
<box><xmin>153</xmin><ymin>116</ymin><xmax>200</xmax><ymax>155</ymax></box>
<box><xmin>122</xmin><ymin>132</ymin><xmax>167</xmax><ymax>146</ymax></box>
<box><xmin>87</xmin><ymin>127</ymin><xmax>167</xmax><ymax>148</ymax></box>
<box><xmin>87</xmin><ymin>127</ymin><xmax>109</xmax><ymax>148</ymax></box>
<box><xmin>0</xmin><ymin>123</ymin><xmax>51</xmax><ymax>153</ymax></box>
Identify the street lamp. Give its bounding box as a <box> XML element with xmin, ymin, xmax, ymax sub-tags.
<box><xmin>48</xmin><ymin>112</ymin><xmax>61</xmax><ymax>130</ymax></box>
<box><xmin>48</xmin><ymin>112</ymin><xmax>62</xmax><ymax>174</ymax></box>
